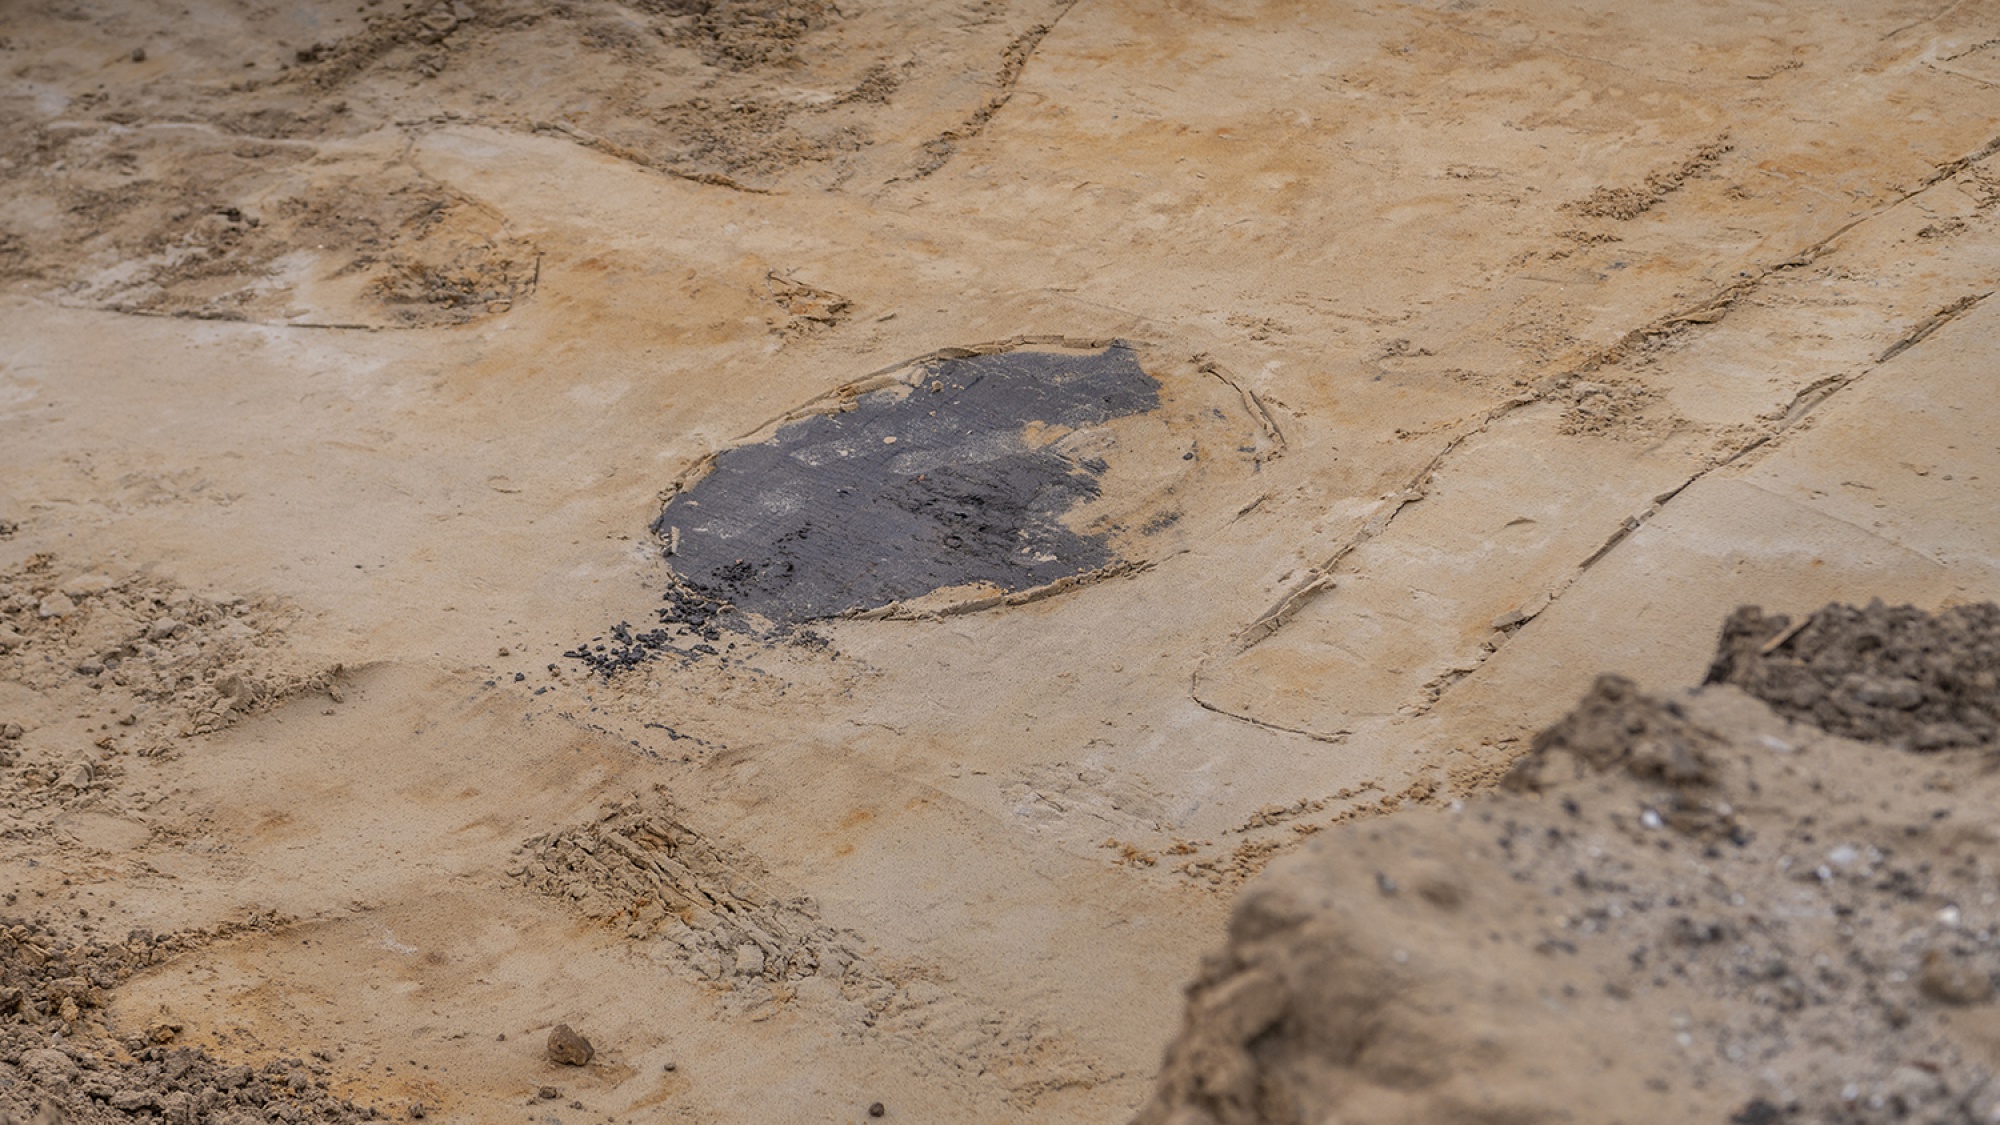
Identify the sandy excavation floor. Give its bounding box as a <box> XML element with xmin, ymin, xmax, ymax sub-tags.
<box><xmin>3</xmin><ymin>0</ymin><xmax>2000</xmax><ymax>1120</ymax></box>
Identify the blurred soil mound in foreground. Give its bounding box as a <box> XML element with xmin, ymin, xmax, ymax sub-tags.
<box><xmin>1139</xmin><ymin>602</ymin><xmax>2000</xmax><ymax>1125</ymax></box>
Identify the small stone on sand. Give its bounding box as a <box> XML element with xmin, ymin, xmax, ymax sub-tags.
<box><xmin>1919</xmin><ymin>948</ymin><xmax>1994</xmax><ymax>1006</ymax></box>
<box><xmin>546</xmin><ymin>1023</ymin><xmax>594</xmax><ymax>1066</ymax></box>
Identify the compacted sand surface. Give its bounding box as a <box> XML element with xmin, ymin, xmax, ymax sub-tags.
<box><xmin>4</xmin><ymin>1</ymin><xmax>2000</xmax><ymax>1120</ymax></box>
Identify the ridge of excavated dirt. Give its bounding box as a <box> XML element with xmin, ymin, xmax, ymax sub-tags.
<box><xmin>1139</xmin><ymin>604</ymin><xmax>2000</xmax><ymax>1125</ymax></box>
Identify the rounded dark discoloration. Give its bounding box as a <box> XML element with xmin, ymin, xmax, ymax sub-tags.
<box><xmin>655</xmin><ymin>344</ymin><xmax>1157</xmax><ymax>624</ymax></box>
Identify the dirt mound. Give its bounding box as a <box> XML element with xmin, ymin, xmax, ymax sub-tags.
<box><xmin>1706</xmin><ymin>601</ymin><xmax>2000</xmax><ymax>751</ymax></box>
<box><xmin>0</xmin><ymin>915</ymin><xmax>372</xmax><ymax>1124</ymax></box>
<box><xmin>1138</xmin><ymin>632</ymin><xmax>2000</xmax><ymax>1123</ymax></box>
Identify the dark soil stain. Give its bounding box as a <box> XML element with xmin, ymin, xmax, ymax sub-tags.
<box><xmin>663</xmin><ymin>344</ymin><xmax>1157</xmax><ymax>619</ymax></box>
<box><xmin>569</xmin><ymin>343</ymin><xmax>1158</xmax><ymax>674</ymax></box>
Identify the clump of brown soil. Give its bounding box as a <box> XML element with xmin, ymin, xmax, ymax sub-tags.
<box><xmin>0</xmin><ymin>121</ymin><xmax>535</xmax><ymax>327</ymax></box>
<box><xmin>0</xmin><ymin>0</ymin><xmax>1065</xmax><ymax>324</ymax></box>
<box><xmin>1557</xmin><ymin>377</ymin><xmax>1672</xmax><ymax>440</ymax></box>
<box><xmin>1137</xmin><ymin>607</ymin><xmax>2000</xmax><ymax>1125</ymax></box>
<box><xmin>0</xmin><ymin>0</ymin><xmax>1095</xmax><ymax>343</ymax></box>
<box><xmin>0</xmin><ymin>915</ymin><xmax>373</xmax><ymax>1124</ymax></box>
<box><xmin>1706</xmin><ymin>601</ymin><xmax>2000</xmax><ymax>751</ymax></box>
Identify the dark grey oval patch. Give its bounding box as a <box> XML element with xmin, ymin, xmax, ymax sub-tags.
<box><xmin>568</xmin><ymin>340</ymin><xmax>1281</xmax><ymax>675</ymax></box>
<box><xmin>657</xmin><ymin>343</ymin><xmax>1158</xmax><ymax>622</ymax></box>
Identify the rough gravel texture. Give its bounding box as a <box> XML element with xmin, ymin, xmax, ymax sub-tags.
<box><xmin>1706</xmin><ymin>601</ymin><xmax>2000</xmax><ymax>751</ymax></box>
<box><xmin>0</xmin><ymin>918</ymin><xmax>375</xmax><ymax>1124</ymax></box>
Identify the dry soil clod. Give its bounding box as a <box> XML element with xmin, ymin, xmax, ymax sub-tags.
<box><xmin>546</xmin><ymin>1023</ymin><xmax>594</xmax><ymax>1067</ymax></box>
<box><xmin>1918</xmin><ymin>948</ymin><xmax>1995</xmax><ymax>1006</ymax></box>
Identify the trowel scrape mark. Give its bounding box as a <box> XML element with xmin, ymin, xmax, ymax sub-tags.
<box><xmin>659</xmin><ymin>343</ymin><xmax>1159</xmax><ymax>624</ymax></box>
